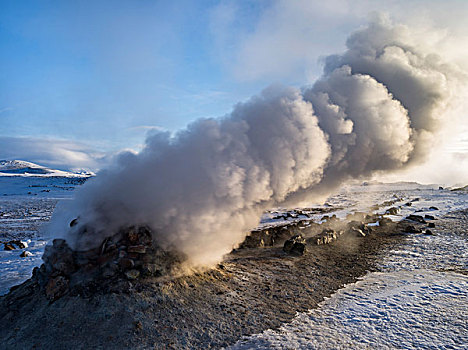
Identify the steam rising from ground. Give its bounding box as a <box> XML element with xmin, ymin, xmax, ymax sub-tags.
<box><xmin>50</xmin><ymin>17</ymin><xmax>465</xmax><ymax>266</ymax></box>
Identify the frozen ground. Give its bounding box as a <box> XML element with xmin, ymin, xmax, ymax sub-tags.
<box><xmin>0</xmin><ymin>175</ymin><xmax>88</xmax><ymax>295</ymax></box>
<box><xmin>230</xmin><ymin>186</ymin><xmax>468</xmax><ymax>349</ymax></box>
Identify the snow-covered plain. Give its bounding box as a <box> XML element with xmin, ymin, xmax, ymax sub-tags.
<box><xmin>231</xmin><ymin>185</ymin><xmax>468</xmax><ymax>350</ymax></box>
<box><xmin>0</xmin><ymin>162</ymin><xmax>91</xmax><ymax>295</ymax></box>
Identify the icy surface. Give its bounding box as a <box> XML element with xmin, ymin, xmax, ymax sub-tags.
<box><xmin>0</xmin><ymin>175</ymin><xmax>89</xmax><ymax>295</ymax></box>
<box><xmin>232</xmin><ymin>270</ymin><xmax>467</xmax><ymax>349</ymax></box>
<box><xmin>231</xmin><ymin>184</ymin><xmax>468</xmax><ymax>350</ymax></box>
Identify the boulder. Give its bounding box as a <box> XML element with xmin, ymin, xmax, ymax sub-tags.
<box><xmin>283</xmin><ymin>235</ymin><xmax>307</xmax><ymax>255</ymax></box>
<box><xmin>379</xmin><ymin>217</ymin><xmax>393</xmax><ymax>227</ymax></box>
<box><xmin>429</xmin><ymin>206</ymin><xmax>439</xmax><ymax>211</ymax></box>
<box><xmin>404</xmin><ymin>225</ymin><xmax>422</xmax><ymax>234</ymax></box>
<box><xmin>45</xmin><ymin>276</ymin><xmax>69</xmax><ymax>301</ymax></box>
<box><xmin>311</xmin><ymin>229</ymin><xmax>339</xmax><ymax>245</ymax></box>
<box><xmin>125</xmin><ymin>269</ymin><xmax>140</xmax><ymax>280</ymax></box>
<box><xmin>424</xmin><ymin>229</ymin><xmax>434</xmax><ymax>235</ymax></box>
<box><xmin>19</xmin><ymin>251</ymin><xmax>33</xmax><ymax>258</ymax></box>
<box><xmin>406</xmin><ymin>215</ymin><xmax>426</xmax><ymax>224</ymax></box>
<box><xmin>428</xmin><ymin>222</ymin><xmax>435</xmax><ymax>228</ymax></box>
<box><xmin>385</xmin><ymin>207</ymin><xmax>399</xmax><ymax>215</ymax></box>
<box><xmin>128</xmin><ymin>245</ymin><xmax>147</xmax><ymax>254</ymax></box>
<box><xmin>424</xmin><ymin>214</ymin><xmax>436</xmax><ymax>220</ymax></box>
<box><xmin>4</xmin><ymin>243</ymin><xmax>15</xmax><ymax>251</ymax></box>
<box><xmin>351</xmin><ymin>227</ymin><xmax>366</xmax><ymax>237</ymax></box>
<box><xmin>118</xmin><ymin>258</ymin><xmax>135</xmax><ymax>270</ymax></box>
<box><xmin>42</xmin><ymin>239</ymin><xmax>76</xmax><ymax>276</ymax></box>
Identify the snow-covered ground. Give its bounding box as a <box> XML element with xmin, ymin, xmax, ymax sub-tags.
<box><xmin>0</xmin><ymin>160</ymin><xmax>94</xmax><ymax>177</ymax></box>
<box><xmin>0</xmin><ymin>163</ymin><xmax>92</xmax><ymax>295</ymax></box>
<box><xmin>231</xmin><ymin>185</ymin><xmax>468</xmax><ymax>350</ymax></box>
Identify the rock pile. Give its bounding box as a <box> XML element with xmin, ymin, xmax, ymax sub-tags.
<box><xmin>33</xmin><ymin>226</ymin><xmax>185</xmax><ymax>301</ymax></box>
<box><xmin>283</xmin><ymin>235</ymin><xmax>307</xmax><ymax>255</ymax></box>
<box><xmin>312</xmin><ymin>228</ymin><xmax>341</xmax><ymax>245</ymax></box>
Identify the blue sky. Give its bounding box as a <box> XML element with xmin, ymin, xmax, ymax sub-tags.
<box><xmin>1</xmin><ymin>0</ymin><xmax>467</xmax><ymax>171</ymax></box>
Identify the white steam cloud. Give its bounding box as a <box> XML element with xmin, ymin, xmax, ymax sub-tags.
<box><xmin>49</xmin><ymin>16</ymin><xmax>465</xmax><ymax>266</ymax></box>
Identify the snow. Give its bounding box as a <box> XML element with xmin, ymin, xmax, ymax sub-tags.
<box><xmin>230</xmin><ymin>184</ymin><xmax>468</xmax><ymax>350</ymax></box>
<box><xmin>0</xmin><ymin>160</ymin><xmax>94</xmax><ymax>177</ymax></box>
<box><xmin>0</xmin><ymin>168</ymin><xmax>91</xmax><ymax>295</ymax></box>
<box><xmin>231</xmin><ymin>270</ymin><xmax>468</xmax><ymax>350</ymax></box>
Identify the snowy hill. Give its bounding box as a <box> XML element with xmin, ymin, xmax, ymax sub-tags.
<box><xmin>0</xmin><ymin>160</ymin><xmax>94</xmax><ymax>177</ymax></box>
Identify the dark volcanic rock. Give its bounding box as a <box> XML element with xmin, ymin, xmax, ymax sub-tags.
<box><xmin>428</xmin><ymin>222</ymin><xmax>436</xmax><ymax>228</ymax></box>
<box><xmin>3</xmin><ymin>243</ymin><xmax>15</xmax><ymax>251</ymax></box>
<box><xmin>404</xmin><ymin>225</ymin><xmax>423</xmax><ymax>234</ymax></box>
<box><xmin>379</xmin><ymin>217</ymin><xmax>393</xmax><ymax>227</ymax></box>
<box><xmin>425</xmin><ymin>214</ymin><xmax>436</xmax><ymax>220</ymax></box>
<box><xmin>45</xmin><ymin>276</ymin><xmax>69</xmax><ymax>301</ymax></box>
<box><xmin>310</xmin><ymin>228</ymin><xmax>340</xmax><ymax>245</ymax></box>
<box><xmin>43</xmin><ymin>239</ymin><xmax>76</xmax><ymax>276</ymax></box>
<box><xmin>346</xmin><ymin>221</ymin><xmax>372</xmax><ymax>237</ymax></box>
<box><xmin>30</xmin><ymin>226</ymin><xmax>186</xmax><ymax>300</ymax></box>
<box><xmin>406</xmin><ymin>214</ymin><xmax>426</xmax><ymax>224</ymax></box>
<box><xmin>283</xmin><ymin>235</ymin><xmax>307</xmax><ymax>255</ymax></box>
<box><xmin>385</xmin><ymin>207</ymin><xmax>399</xmax><ymax>215</ymax></box>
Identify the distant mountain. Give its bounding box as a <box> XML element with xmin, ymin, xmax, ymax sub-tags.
<box><xmin>0</xmin><ymin>160</ymin><xmax>94</xmax><ymax>177</ymax></box>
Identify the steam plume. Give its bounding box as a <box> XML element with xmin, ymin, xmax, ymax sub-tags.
<box><xmin>49</xmin><ymin>17</ymin><xmax>465</xmax><ymax>266</ymax></box>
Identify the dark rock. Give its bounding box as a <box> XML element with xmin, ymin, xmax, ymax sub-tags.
<box><xmin>126</xmin><ymin>228</ymin><xmax>139</xmax><ymax>244</ymax></box>
<box><xmin>379</xmin><ymin>217</ymin><xmax>393</xmax><ymax>227</ymax></box>
<box><xmin>4</xmin><ymin>243</ymin><xmax>15</xmax><ymax>251</ymax></box>
<box><xmin>141</xmin><ymin>264</ymin><xmax>161</xmax><ymax>277</ymax></box>
<box><xmin>424</xmin><ymin>229</ymin><xmax>434</xmax><ymax>235</ymax></box>
<box><xmin>118</xmin><ymin>258</ymin><xmax>135</xmax><ymax>270</ymax></box>
<box><xmin>11</xmin><ymin>240</ymin><xmax>27</xmax><ymax>249</ymax></box>
<box><xmin>351</xmin><ymin>227</ymin><xmax>366</xmax><ymax>237</ymax></box>
<box><xmin>424</xmin><ymin>214</ymin><xmax>436</xmax><ymax>220</ymax></box>
<box><xmin>406</xmin><ymin>214</ymin><xmax>426</xmax><ymax>224</ymax></box>
<box><xmin>283</xmin><ymin>235</ymin><xmax>307</xmax><ymax>255</ymax></box>
<box><xmin>20</xmin><ymin>251</ymin><xmax>33</xmax><ymax>258</ymax></box>
<box><xmin>42</xmin><ymin>239</ymin><xmax>76</xmax><ymax>276</ymax></box>
<box><xmin>125</xmin><ymin>269</ymin><xmax>140</xmax><ymax>280</ymax></box>
<box><xmin>404</xmin><ymin>225</ymin><xmax>422</xmax><ymax>234</ymax></box>
<box><xmin>128</xmin><ymin>245</ymin><xmax>147</xmax><ymax>254</ymax></box>
<box><xmin>385</xmin><ymin>207</ymin><xmax>399</xmax><ymax>215</ymax></box>
<box><xmin>346</xmin><ymin>221</ymin><xmax>372</xmax><ymax>236</ymax></box>
<box><xmin>429</xmin><ymin>206</ymin><xmax>439</xmax><ymax>211</ymax></box>
<box><xmin>45</xmin><ymin>276</ymin><xmax>69</xmax><ymax>301</ymax></box>
<box><xmin>101</xmin><ymin>264</ymin><xmax>119</xmax><ymax>278</ymax></box>
<box><xmin>69</xmin><ymin>218</ymin><xmax>78</xmax><ymax>227</ymax></box>
<box><xmin>428</xmin><ymin>222</ymin><xmax>435</xmax><ymax>228</ymax></box>
<box><xmin>311</xmin><ymin>229</ymin><xmax>339</xmax><ymax>245</ymax></box>
<box><xmin>404</xmin><ymin>202</ymin><xmax>412</xmax><ymax>207</ymax></box>
<box><xmin>439</xmin><ymin>186</ymin><xmax>444</xmax><ymax>190</ymax></box>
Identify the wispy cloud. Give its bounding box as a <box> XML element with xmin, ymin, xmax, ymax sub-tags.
<box><xmin>0</xmin><ymin>136</ymin><xmax>108</xmax><ymax>171</ymax></box>
<box><xmin>127</xmin><ymin>125</ymin><xmax>166</xmax><ymax>132</ymax></box>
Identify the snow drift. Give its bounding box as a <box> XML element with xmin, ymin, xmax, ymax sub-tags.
<box><xmin>49</xmin><ymin>17</ymin><xmax>465</xmax><ymax>266</ymax></box>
